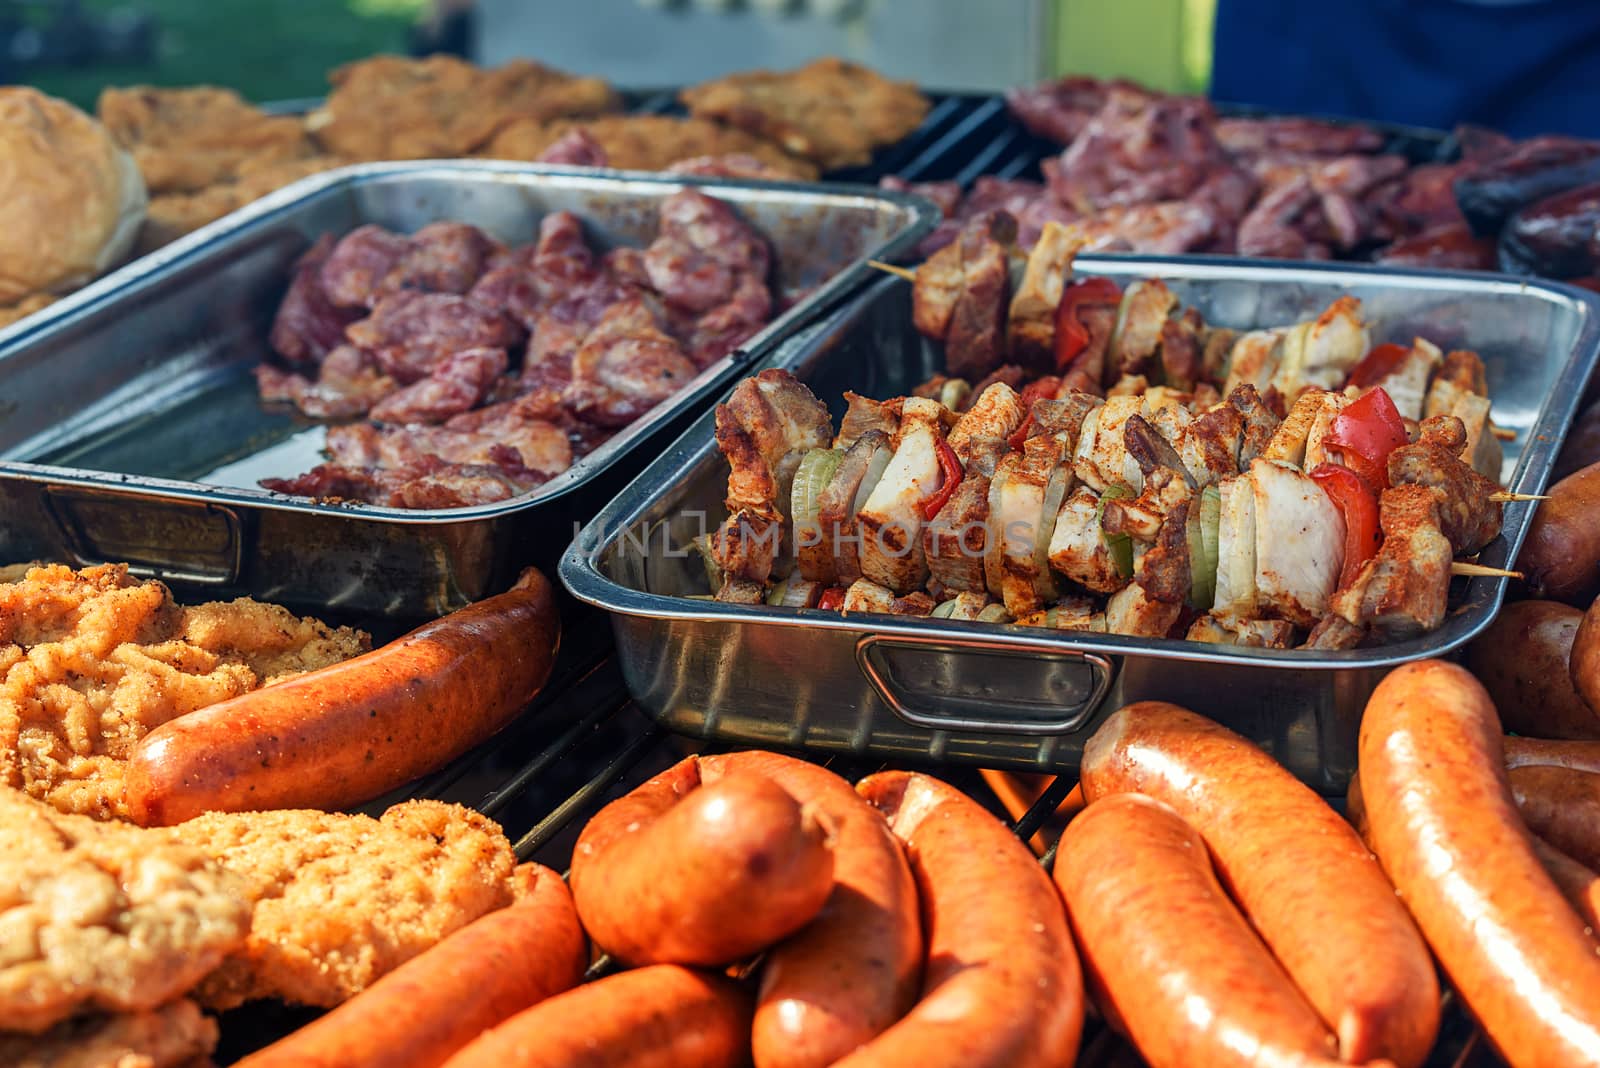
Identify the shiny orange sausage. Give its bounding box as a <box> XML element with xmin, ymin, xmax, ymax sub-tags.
<box><xmin>569</xmin><ymin>757</ymin><xmax>834</xmax><ymax>967</ymax></box>
<box><xmin>1360</xmin><ymin>660</ymin><xmax>1600</xmax><ymax>1067</ymax></box>
<box><xmin>838</xmin><ymin>771</ymin><xmax>1083</xmax><ymax>1068</ymax></box>
<box><xmin>1080</xmin><ymin>701</ymin><xmax>1438</xmax><ymax>1068</ymax></box>
<box><xmin>697</xmin><ymin>752</ymin><xmax>921</xmax><ymax>1068</ymax></box>
<box><xmin>235</xmin><ymin>864</ymin><xmax>586</xmax><ymax>1068</ymax></box>
<box><xmin>1058</xmin><ymin>793</ymin><xmax>1359</xmax><ymax>1068</ymax></box>
<box><xmin>439</xmin><ymin>965</ymin><xmax>753</xmax><ymax>1068</ymax></box>
<box><xmin>125</xmin><ymin>568</ymin><xmax>560</xmax><ymax>825</ymax></box>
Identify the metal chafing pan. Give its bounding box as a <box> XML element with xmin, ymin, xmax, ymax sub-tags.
<box><xmin>0</xmin><ymin>162</ymin><xmax>935</xmax><ymax>617</ymax></box>
<box><xmin>562</xmin><ymin>259</ymin><xmax>1600</xmax><ymax>790</ymax></box>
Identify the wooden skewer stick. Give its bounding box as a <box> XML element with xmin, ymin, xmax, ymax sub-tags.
<box><xmin>1451</xmin><ymin>562</ymin><xmax>1523</xmax><ymax>579</ymax></box>
<box><xmin>1489</xmin><ymin>492</ymin><xmax>1549</xmax><ymax>502</ymax></box>
<box><xmin>867</xmin><ymin>259</ymin><xmax>917</xmax><ymax>283</ymax></box>
<box><xmin>1491</xmin><ymin>425</ymin><xmax>1518</xmax><ymax>441</ymax></box>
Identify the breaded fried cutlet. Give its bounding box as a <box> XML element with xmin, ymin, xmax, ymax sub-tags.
<box><xmin>97</xmin><ymin>85</ymin><xmax>315</xmax><ymax>195</ymax></box>
<box><xmin>0</xmin><ymin>998</ymin><xmax>219</xmax><ymax>1068</ymax></box>
<box><xmin>177</xmin><ymin>800</ymin><xmax>519</xmax><ymax>1010</ymax></box>
<box><xmin>136</xmin><ymin>153</ymin><xmax>349</xmax><ymax>252</ymax></box>
<box><xmin>680</xmin><ymin>57</ymin><xmax>929</xmax><ymax>171</ymax></box>
<box><xmin>309</xmin><ymin>54</ymin><xmax>619</xmax><ymax>161</ymax></box>
<box><xmin>0</xmin><ymin>788</ymin><xmax>250</xmax><ymax>1034</ymax></box>
<box><xmin>482</xmin><ymin>113</ymin><xmax>818</xmax><ymax>179</ymax></box>
<box><xmin>0</xmin><ymin>564</ymin><xmax>369</xmax><ymax>820</ymax></box>
<box><xmin>0</xmin><ymin>293</ymin><xmax>55</xmax><ymax>331</ymax></box>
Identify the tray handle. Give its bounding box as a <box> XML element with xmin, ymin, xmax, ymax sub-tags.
<box><xmin>44</xmin><ymin>488</ymin><xmax>248</xmax><ymax>587</ymax></box>
<box><xmin>854</xmin><ymin>632</ymin><xmax>1114</xmax><ymax>736</ymax></box>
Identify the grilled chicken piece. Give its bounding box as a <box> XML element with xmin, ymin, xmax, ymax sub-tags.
<box><xmin>1367</xmin><ymin>337</ymin><xmax>1442</xmax><ymax>421</ymax></box>
<box><xmin>1017</xmin><ymin>596</ymin><xmax>1106</xmax><ymax>632</ymax></box>
<box><xmin>1303</xmin><ymin>614</ymin><xmax>1366</xmax><ymax>649</ymax></box>
<box><xmin>835</xmin><ymin>391</ymin><xmax>900</xmax><ymax>449</ymax></box>
<box><xmin>913</xmin><ymin>213</ymin><xmax>1018</xmax><ymax>378</ymax></box>
<box><xmin>711</xmin><ymin>369</ymin><xmax>832</xmax><ymax>583</ymax></box>
<box><xmin>1124</xmin><ymin>414</ymin><xmax>1196</xmax><ymax>489</ymax></box>
<box><xmin>925</xmin><ymin>474</ymin><xmax>992</xmax><ymax>594</ymax></box>
<box><xmin>1108</xmin><ymin>279</ymin><xmax>1178</xmax><ymax>380</ymax></box>
<box><xmin>1249</xmin><ymin>458</ymin><xmax>1346</xmax><ymax>627</ymax></box>
<box><xmin>1108</xmin><ymin>373</ymin><xmax>1150</xmax><ymax>397</ymax></box>
<box><xmin>1269</xmin><ymin>296</ymin><xmax>1368</xmax><ymax>402</ymax></box>
<box><xmin>818</xmin><ymin>429</ymin><xmax>892</xmax><ymax>586</ymax></box>
<box><xmin>1227</xmin><ymin>384</ymin><xmax>1281</xmax><ymax>465</ymax></box>
<box><xmin>1048</xmin><ymin>486</ymin><xmax>1128</xmax><ymax>595</ymax></box>
<box><xmin>841</xmin><ymin>579</ymin><xmax>936</xmax><ymax>616</ymax></box>
<box><xmin>1424</xmin><ymin>349</ymin><xmax>1501</xmax><ymax>480</ymax></box>
<box><xmin>1008</xmin><ymin>221</ymin><xmax>1082</xmax><ymax>369</ymax></box>
<box><xmin>1105</xmin><ymin>578</ymin><xmax>1182</xmax><ymax>638</ymax></box>
<box><xmin>1331</xmin><ymin>484</ymin><xmax>1451</xmax><ymax>638</ymax></box>
<box><xmin>1155</xmin><ymin>400</ymin><xmax>1243</xmax><ymax>486</ymax></box>
<box><xmin>938</xmin><ymin>590</ymin><xmax>993</xmax><ymax>621</ymax></box>
<box><xmin>1212</xmin><ymin>474</ymin><xmax>1258</xmax><ymax>622</ymax></box>
<box><xmin>1073</xmin><ymin>394</ymin><xmax>1145</xmax><ymax>493</ymax></box>
<box><xmin>1186</xmin><ymin>615</ymin><xmax>1296</xmax><ymax>647</ymax></box>
<box><xmin>1159</xmin><ymin>307</ymin><xmax>1205</xmax><ymax>391</ymax></box>
<box><xmin>1386</xmin><ymin>415</ymin><xmax>1503</xmax><ymax>553</ymax></box>
<box><xmin>1026</xmin><ymin>393</ymin><xmax>1102</xmax><ymax>451</ymax></box>
<box><xmin>858</xmin><ymin>397</ymin><xmax>945</xmax><ymax>593</ymax></box>
<box><xmin>988</xmin><ymin>434</ymin><xmax>1074</xmax><ymax>617</ymax></box>
<box><xmin>714</xmin><ymin>578</ymin><xmax>767</xmax><ymax>604</ymax></box>
<box><xmin>1223</xmin><ymin>329</ymin><xmax>1285</xmax><ymax>397</ymax></box>
<box><xmin>947</xmin><ymin>382</ymin><xmax>1026</xmax><ymax>473</ymax></box>
<box><xmin>1262</xmin><ymin>389</ymin><xmax>1345</xmax><ymax>469</ymax></box>
<box><xmin>1103</xmin><ymin>466</ymin><xmax>1192</xmax><ymax>543</ymax></box>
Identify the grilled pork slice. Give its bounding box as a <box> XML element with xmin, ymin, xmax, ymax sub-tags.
<box><xmin>858</xmin><ymin>397</ymin><xmax>945</xmax><ymax>593</ymax></box>
<box><xmin>841</xmin><ymin>579</ymin><xmax>936</xmax><ymax>616</ymax></box>
<box><xmin>714</xmin><ymin>578</ymin><xmax>767</xmax><ymax>604</ymax></box>
<box><xmin>1262</xmin><ymin>389</ymin><xmax>1346</xmax><ymax>469</ymax></box>
<box><xmin>1331</xmin><ymin>484</ymin><xmax>1451</xmax><ymax>638</ymax></box>
<box><xmin>1303</xmin><ymin>614</ymin><xmax>1366</xmax><ymax>649</ymax></box>
<box><xmin>1269</xmin><ymin>295</ymin><xmax>1368</xmax><ymax>402</ymax></box>
<box><xmin>1158</xmin><ymin>307</ymin><xmax>1205</xmax><ymax>391</ymax></box>
<box><xmin>1423</xmin><ymin>348</ymin><xmax>1489</xmax><ymax>419</ymax></box>
<box><xmin>835</xmin><ymin>391</ymin><xmax>900</xmax><ymax>449</ymax></box>
<box><xmin>1386</xmin><ymin>415</ymin><xmax>1503</xmax><ymax>553</ymax></box>
<box><xmin>992</xmin><ymin>434</ymin><xmax>1076</xmax><ymax>617</ymax></box>
<box><xmin>1108</xmin><ymin>279</ymin><xmax>1178</xmax><ymax>380</ymax></box>
<box><xmin>1222</xmin><ymin>329</ymin><xmax>1285</xmax><ymax>397</ymax></box>
<box><xmin>710</xmin><ymin>370</ymin><xmax>832</xmax><ymax>582</ymax></box>
<box><xmin>817</xmin><ymin>429</ymin><xmax>892</xmax><ymax>586</ymax></box>
<box><xmin>946</xmin><ymin>382</ymin><xmax>1026</xmax><ymax>472</ymax></box>
<box><xmin>1153</xmin><ymin>400</ymin><xmax>1243</xmax><ymax>486</ymax></box>
<box><xmin>1212</xmin><ymin>474</ymin><xmax>1258</xmax><ymax>622</ymax></box>
<box><xmin>946</xmin><ymin>215</ymin><xmax>1017</xmax><ymax>380</ymax></box>
<box><xmin>1027</xmin><ymin>393</ymin><xmax>1102</xmax><ymax>450</ymax></box>
<box><xmin>1008</xmin><ymin>221</ymin><xmax>1082</xmax><ymax>369</ymax></box>
<box><xmin>925</xmin><ymin>474</ymin><xmax>991</xmax><ymax>594</ymax></box>
<box><xmin>938</xmin><ymin>590</ymin><xmax>993</xmax><ymax>620</ymax></box>
<box><xmin>1105</xmin><ymin>579</ymin><xmax>1181</xmax><ymax>638</ymax></box>
<box><xmin>1449</xmin><ymin>392</ymin><xmax>1503</xmax><ymax>482</ymax></box>
<box><xmin>1103</xmin><ymin>466</ymin><xmax>1192</xmax><ymax>543</ymax></box>
<box><xmin>1073</xmin><ymin>393</ymin><xmax>1145</xmax><ymax>493</ymax></box>
<box><xmin>1228</xmin><ymin>383</ymin><xmax>1282</xmax><ymax>465</ymax></box>
<box><xmin>1186</xmin><ymin>615</ymin><xmax>1297</xmax><ymax>647</ymax></box>
<box><xmin>1367</xmin><ymin>337</ymin><xmax>1442</xmax><ymax>421</ymax></box>
<box><xmin>1249</xmin><ymin>458</ymin><xmax>1345</xmax><ymax>627</ymax></box>
<box><xmin>1016</xmin><ymin>596</ymin><xmax>1106</xmax><ymax>632</ymax></box>
<box><xmin>1423</xmin><ymin>349</ymin><xmax>1501</xmax><ymax>480</ymax></box>
<box><xmin>1047</xmin><ymin>487</ymin><xmax>1127</xmax><ymax>595</ymax></box>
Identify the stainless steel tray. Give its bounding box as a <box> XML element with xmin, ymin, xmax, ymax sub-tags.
<box><xmin>561</xmin><ymin>259</ymin><xmax>1600</xmax><ymax>789</ymax></box>
<box><xmin>0</xmin><ymin>162</ymin><xmax>936</xmax><ymax>617</ymax></box>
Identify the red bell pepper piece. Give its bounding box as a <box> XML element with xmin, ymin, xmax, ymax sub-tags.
<box><xmin>1310</xmin><ymin>463</ymin><xmax>1383</xmax><ymax>589</ymax></box>
<box><xmin>921</xmin><ymin>440</ymin><xmax>964</xmax><ymax>520</ymax></box>
<box><xmin>1054</xmin><ymin>277</ymin><xmax>1123</xmax><ymax>372</ymax></box>
<box><xmin>1324</xmin><ymin>387</ymin><xmax>1409</xmax><ymax>488</ymax></box>
<box><xmin>1006</xmin><ymin>375</ymin><xmax>1063</xmax><ymax>451</ymax></box>
<box><xmin>1346</xmin><ymin>343</ymin><xmax>1410</xmax><ymax>390</ymax></box>
<box><xmin>816</xmin><ymin>587</ymin><xmax>846</xmax><ymax>612</ymax></box>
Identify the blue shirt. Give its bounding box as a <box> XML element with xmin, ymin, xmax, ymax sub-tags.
<box><xmin>1211</xmin><ymin>0</ymin><xmax>1600</xmax><ymax>138</ymax></box>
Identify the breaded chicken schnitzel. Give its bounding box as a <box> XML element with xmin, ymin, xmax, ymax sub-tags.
<box><xmin>176</xmin><ymin>800</ymin><xmax>519</xmax><ymax>1010</ymax></box>
<box><xmin>0</xmin><ymin>998</ymin><xmax>218</xmax><ymax>1068</ymax></box>
<box><xmin>0</xmin><ymin>564</ymin><xmax>368</xmax><ymax>820</ymax></box>
<box><xmin>680</xmin><ymin>57</ymin><xmax>929</xmax><ymax>171</ymax></box>
<box><xmin>0</xmin><ymin>788</ymin><xmax>250</xmax><ymax>1034</ymax></box>
<box><xmin>483</xmin><ymin>114</ymin><xmax>818</xmax><ymax>180</ymax></box>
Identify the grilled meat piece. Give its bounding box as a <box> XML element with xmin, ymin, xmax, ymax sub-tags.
<box><xmin>374</xmin><ymin>221</ymin><xmax>503</xmax><ymax>301</ymax></box>
<box><xmin>644</xmin><ymin>189</ymin><xmax>771</xmax><ymax>314</ymax></box>
<box><xmin>1249</xmin><ymin>458</ymin><xmax>1345</xmax><ymax>627</ymax></box>
<box><xmin>255</xmin><ymin>344</ymin><xmax>398</xmax><ymax>420</ymax></box>
<box><xmin>1108</xmin><ymin>279</ymin><xmax>1178</xmax><ymax>380</ymax></box>
<box><xmin>911</xmin><ymin>212</ymin><xmax>1018</xmax><ymax>380</ymax></box>
<box><xmin>1003</xmin><ymin>75</ymin><xmax>1143</xmax><ymax>145</ymax></box>
<box><xmin>925</xmin><ymin>474</ymin><xmax>992</xmax><ymax>595</ymax></box>
<box><xmin>1386</xmin><ymin>415</ymin><xmax>1504</xmax><ymax>553</ymax></box>
<box><xmin>1105</xmin><ymin>576</ymin><xmax>1182</xmax><ymax>638</ymax></box>
<box><xmin>989</xmin><ymin>433</ymin><xmax>1074</xmax><ymax>616</ymax></box>
<box><xmin>369</xmin><ymin>346</ymin><xmax>507</xmax><ymax>425</ymax></box>
<box><xmin>948</xmin><ymin>382</ymin><xmax>1027</xmax><ymax>473</ymax></box>
<box><xmin>1047</xmin><ymin>486</ymin><xmax>1128</xmax><ymax>595</ymax></box>
<box><xmin>535</xmin><ymin>126</ymin><xmax>609</xmax><ymax>166</ymax></box>
<box><xmin>835</xmin><ymin>391</ymin><xmax>901</xmax><ymax>450</ymax></box>
<box><xmin>840</xmin><ymin>579</ymin><xmax>937</xmax><ymax>617</ymax></box>
<box><xmin>1046</xmin><ymin>90</ymin><xmax>1230</xmax><ymax>212</ymax></box>
<box><xmin>270</xmin><ymin>234</ymin><xmax>361</xmax><ymax>365</ymax></box>
<box><xmin>486</xmin><ymin>114</ymin><xmax>817</xmax><ymax>179</ymax></box>
<box><xmin>858</xmin><ymin>397</ymin><xmax>946</xmax><ymax>593</ymax></box>
<box><xmin>1008</xmin><ymin>221</ymin><xmax>1082</xmax><ymax>369</ymax></box>
<box><xmin>1213</xmin><ymin>116</ymin><xmax>1385</xmax><ymax>158</ymax></box>
<box><xmin>819</xmin><ymin>429</ymin><xmax>892</xmax><ymax>586</ymax></box>
<box><xmin>1331</xmin><ymin>484</ymin><xmax>1451</xmax><ymax>638</ymax></box>
<box><xmin>1303</xmin><ymin>614</ymin><xmax>1367</xmax><ymax>650</ymax></box>
<box><xmin>320</xmin><ymin>224</ymin><xmax>413</xmax><ymax>309</ymax></box>
<box><xmin>563</xmin><ymin>299</ymin><xmax>698</xmax><ymax>428</ymax></box>
<box><xmin>1365</xmin><ymin>337</ymin><xmax>1442</xmax><ymax>421</ymax></box>
<box><xmin>346</xmin><ymin>291</ymin><xmax>523</xmax><ymax>384</ymax></box>
<box><xmin>1262</xmin><ymin>389</ymin><xmax>1346</xmax><ymax>470</ymax></box>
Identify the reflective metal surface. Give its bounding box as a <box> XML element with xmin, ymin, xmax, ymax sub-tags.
<box><xmin>0</xmin><ymin>162</ymin><xmax>936</xmax><ymax>616</ymax></box>
<box><xmin>562</xmin><ymin>259</ymin><xmax>1600</xmax><ymax>788</ymax></box>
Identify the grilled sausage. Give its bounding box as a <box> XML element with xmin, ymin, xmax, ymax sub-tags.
<box><xmin>236</xmin><ymin>864</ymin><xmax>586</xmax><ymax>1068</ymax></box>
<box><xmin>569</xmin><ymin>757</ymin><xmax>834</xmax><ymax>967</ymax></box>
<box><xmin>839</xmin><ymin>771</ymin><xmax>1082</xmax><ymax>1068</ymax></box>
<box><xmin>1359</xmin><ymin>660</ymin><xmax>1600</xmax><ymax>1066</ymax></box>
<box><xmin>1518</xmin><ymin>462</ymin><xmax>1600</xmax><ymax>605</ymax></box>
<box><xmin>1572</xmin><ymin>594</ymin><xmax>1600</xmax><ymax>715</ymax></box>
<box><xmin>1080</xmin><ymin>702</ymin><xmax>1438</xmax><ymax>1068</ymax></box>
<box><xmin>439</xmin><ymin>965</ymin><xmax>753</xmax><ymax>1068</ymax></box>
<box><xmin>1503</xmin><ymin>734</ymin><xmax>1600</xmax><ymax>773</ymax></box>
<box><xmin>1508</xmin><ymin>764</ymin><xmax>1600</xmax><ymax>870</ymax></box>
<box><xmin>697</xmin><ymin>752</ymin><xmax>921</xmax><ymax>1068</ymax></box>
<box><xmin>124</xmin><ymin>568</ymin><xmax>561</xmax><ymax>826</ymax></box>
<box><xmin>1058</xmin><ymin>793</ymin><xmax>1353</xmax><ymax>1068</ymax></box>
<box><xmin>1554</xmin><ymin>397</ymin><xmax>1600</xmax><ymax>482</ymax></box>
<box><xmin>1466</xmin><ymin>600</ymin><xmax>1600</xmax><ymax>739</ymax></box>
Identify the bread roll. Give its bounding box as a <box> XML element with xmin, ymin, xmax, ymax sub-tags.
<box><xmin>0</xmin><ymin>88</ymin><xmax>147</xmax><ymax>303</ymax></box>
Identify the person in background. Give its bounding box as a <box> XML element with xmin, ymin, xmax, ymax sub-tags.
<box><xmin>1210</xmin><ymin>0</ymin><xmax>1600</xmax><ymax>139</ymax></box>
<box><xmin>409</xmin><ymin>0</ymin><xmax>477</xmax><ymax>59</ymax></box>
